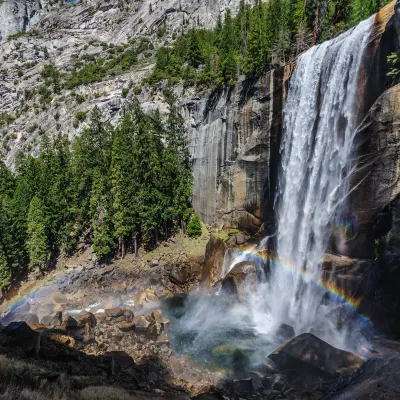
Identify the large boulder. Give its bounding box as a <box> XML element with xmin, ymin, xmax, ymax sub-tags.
<box><xmin>219</xmin><ymin>261</ymin><xmax>257</xmax><ymax>301</ymax></box>
<box><xmin>201</xmin><ymin>236</ymin><xmax>227</xmax><ymax>287</ymax></box>
<box><xmin>133</xmin><ymin>289</ymin><xmax>160</xmax><ymax>309</ymax></box>
<box><xmin>5</xmin><ymin>321</ymin><xmax>40</xmax><ymax>352</ymax></box>
<box><xmin>269</xmin><ymin>333</ymin><xmax>364</xmax><ymax>379</ymax></box>
<box><xmin>77</xmin><ymin>312</ymin><xmax>96</xmax><ymax>328</ymax></box>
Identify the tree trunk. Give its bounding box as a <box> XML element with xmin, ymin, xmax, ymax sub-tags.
<box><xmin>121</xmin><ymin>236</ymin><xmax>126</xmax><ymax>259</ymax></box>
<box><xmin>155</xmin><ymin>228</ymin><xmax>159</xmax><ymax>246</ymax></box>
<box><xmin>134</xmin><ymin>236</ymin><xmax>138</xmax><ymax>257</ymax></box>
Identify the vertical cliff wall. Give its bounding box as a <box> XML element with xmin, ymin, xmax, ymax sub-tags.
<box><xmin>185</xmin><ymin>66</ymin><xmax>292</xmax><ymax>233</ymax></box>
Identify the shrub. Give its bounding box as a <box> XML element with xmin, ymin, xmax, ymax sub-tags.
<box><xmin>75</xmin><ymin>111</ymin><xmax>87</xmax><ymax>122</ymax></box>
<box><xmin>121</xmin><ymin>88</ymin><xmax>129</xmax><ymax>98</ymax></box>
<box><xmin>187</xmin><ymin>213</ymin><xmax>202</xmax><ymax>238</ymax></box>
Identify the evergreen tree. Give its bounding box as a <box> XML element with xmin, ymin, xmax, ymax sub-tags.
<box><xmin>187</xmin><ymin>213</ymin><xmax>202</xmax><ymax>238</ymax></box>
<box><xmin>27</xmin><ymin>196</ymin><xmax>48</xmax><ymax>269</ymax></box>
<box><xmin>0</xmin><ymin>246</ymin><xmax>11</xmax><ymax>289</ymax></box>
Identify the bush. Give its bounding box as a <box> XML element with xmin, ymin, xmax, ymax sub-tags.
<box><xmin>75</xmin><ymin>111</ymin><xmax>87</xmax><ymax>122</ymax></box>
<box><xmin>121</xmin><ymin>88</ymin><xmax>129</xmax><ymax>98</ymax></box>
<box><xmin>187</xmin><ymin>213</ymin><xmax>202</xmax><ymax>238</ymax></box>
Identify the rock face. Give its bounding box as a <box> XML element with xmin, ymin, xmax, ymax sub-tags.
<box><xmin>0</xmin><ymin>0</ymin><xmax>48</xmax><ymax>42</ymax></box>
<box><xmin>186</xmin><ymin>65</ymin><xmax>292</xmax><ymax>231</ymax></box>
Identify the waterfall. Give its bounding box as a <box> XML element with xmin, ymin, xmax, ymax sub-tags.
<box><xmin>251</xmin><ymin>16</ymin><xmax>375</xmax><ymax>350</ymax></box>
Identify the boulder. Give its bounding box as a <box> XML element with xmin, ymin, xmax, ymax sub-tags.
<box><xmin>5</xmin><ymin>321</ymin><xmax>40</xmax><ymax>352</ymax></box>
<box><xmin>117</xmin><ymin>321</ymin><xmax>135</xmax><ymax>332</ymax></box>
<box><xmin>62</xmin><ymin>316</ymin><xmax>78</xmax><ymax>329</ymax></box>
<box><xmin>268</xmin><ymin>333</ymin><xmax>364</xmax><ymax>379</ymax></box>
<box><xmin>151</xmin><ymin>310</ymin><xmax>163</xmax><ymax>322</ymax></box>
<box><xmin>105</xmin><ymin>351</ymin><xmax>135</xmax><ymax>369</ymax></box>
<box><xmin>275</xmin><ymin>323</ymin><xmax>295</xmax><ymax>341</ymax></box>
<box><xmin>77</xmin><ymin>312</ymin><xmax>97</xmax><ymax>328</ymax></box>
<box><xmin>233</xmin><ymin>378</ymin><xmax>253</xmax><ymax>396</ymax></box>
<box><xmin>201</xmin><ymin>236</ymin><xmax>227</xmax><ymax>287</ymax></box>
<box><xmin>169</xmin><ymin>266</ymin><xmax>189</xmax><ymax>285</ymax></box>
<box><xmin>220</xmin><ymin>261</ymin><xmax>257</xmax><ymax>301</ymax></box>
<box><xmin>13</xmin><ymin>313</ymin><xmax>39</xmax><ymax>325</ymax></box>
<box><xmin>41</xmin><ymin>311</ymin><xmax>62</xmax><ymax>326</ymax></box>
<box><xmin>133</xmin><ymin>315</ymin><xmax>157</xmax><ymax>339</ymax></box>
<box><xmin>105</xmin><ymin>308</ymin><xmax>124</xmax><ymax>318</ymax></box>
<box><xmin>133</xmin><ymin>289</ymin><xmax>160</xmax><ymax>309</ymax></box>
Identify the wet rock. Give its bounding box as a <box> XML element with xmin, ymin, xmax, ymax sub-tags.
<box><xmin>220</xmin><ymin>261</ymin><xmax>257</xmax><ymax>301</ymax></box>
<box><xmin>156</xmin><ymin>333</ymin><xmax>169</xmax><ymax>346</ymax></box>
<box><xmin>272</xmin><ymin>374</ymin><xmax>286</xmax><ymax>391</ymax></box>
<box><xmin>77</xmin><ymin>312</ymin><xmax>96</xmax><ymax>328</ymax></box>
<box><xmin>276</xmin><ymin>323</ymin><xmax>295</xmax><ymax>341</ymax></box>
<box><xmin>268</xmin><ymin>333</ymin><xmax>364</xmax><ymax>379</ymax></box>
<box><xmin>105</xmin><ymin>308</ymin><xmax>124</xmax><ymax>318</ymax></box>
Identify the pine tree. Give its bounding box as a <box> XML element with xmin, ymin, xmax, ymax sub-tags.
<box><xmin>90</xmin><ymin>168</ymin><xmax>114</xmax><ymax>259</ymax></box>
<box><xmin>187</xmin><ymin>213</ymin><xmax>202</xmax><ymax>238</ymax></box>
<box><xmin>0</xmin><ymin>246</ymin><xmax>11</xmax><ymax>289</ymax></box>
<box><xmin>27</xmin><ymin>196</ymin><xmax>48</xmax><ymax>268</ymax></box>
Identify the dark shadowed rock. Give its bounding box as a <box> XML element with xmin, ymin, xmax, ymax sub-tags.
<box><xmin>328</xmin><ymin>355</ymin><xmax>400</xmax><ymax>399</ymax></box>
<box><xmin>169</xmin><ymin>266</ymin><xmax>189</xmax><ymax>285</ymax></box>
<box><xmin>105</xmin><ymin>351</ymin><xmax>135</xmax><ymax>369</ymax></box>
<box><xmin>276</xmin><ymin>323</ymin><xmax>295</xmax><ymax>341</ymax></box>
<box><xmin>233</xmin><ymin>378</ymin><xmax>253</xmax><ymax>396</ymax></box>
<box><xmin>5</xmin><ymin>321</ymin><xmax>39</xmax><ymax>351</ymax></box>
<box><xmin>62</xmin><ymin>316</ymin><xmax>78</xmax><ymax>329</ymax></box>
<box><xmin>269</xmin><ymin>333</ymin><xmax>364</xmax><ymax>379</ymax></box>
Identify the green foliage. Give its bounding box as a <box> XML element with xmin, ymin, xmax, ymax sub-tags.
<box><xmin>0</xmin><ymin>113</ymin><xmax>15</xmax><ymax>128</ymax></box>
<box><xmin>387</xmin><ymin>52</ymin><xmax>400</xmax><ymax>86</ymax></box>
<box><xmin>187</xmin><ymin>213</ymin><xmax>202</xmax><ymax>238</ymax></box>
<box><xmin>0</xmin><ymin>101</ymin><xmax>193</xmax><ymax>287</ymax></box>
<box><xmin>147</xmin><ymin>0</ymin><xmax>388</xmax><ymax>89</ymax></box>
<box><xmin>27</xmin><ymin>196</ymin><xmax>48</xmax><ymax>268</ymax></box>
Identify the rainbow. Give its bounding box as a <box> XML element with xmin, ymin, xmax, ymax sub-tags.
<box><xmin>232</xmin><ymin>245</ymin><xmax>373</xmax><ymax>328</ymax></box>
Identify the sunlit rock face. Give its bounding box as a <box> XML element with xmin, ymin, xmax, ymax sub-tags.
<box><xmin>186</xmin><ymin>66</ymin><xmax>292</xmax><ymax>233</ymax></box>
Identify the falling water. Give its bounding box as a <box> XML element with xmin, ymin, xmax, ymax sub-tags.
<box><xmin>255</xmin><ymin>16</ymin><xmax>376</xmax><ymax>349</ymax></box>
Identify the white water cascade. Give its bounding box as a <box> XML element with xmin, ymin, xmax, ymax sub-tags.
<box><xmin>248</xmin><ymin>16</ymin><xmax>376</xmax><ymax>351</ymax></box>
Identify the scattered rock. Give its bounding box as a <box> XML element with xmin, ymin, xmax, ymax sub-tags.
<box><xmin>77</xmin><ymin>312</ymin><xmax>97</xmax><ymax>328</ymax></box>
<box><xmin>268</xmin><ymin>333</ymin><xmax>364</xmax><ymax>379</ymax></box>
<box><xmin>111</xmin><ymin>283</ymin><xmax>127</xmax><ymax>292</ymax></box>
<box><xmin>149</xmin><ymin>260</ymin><xmax>159</xmax><ymax>268</ymax></box>
<box><xmin>117</xmin><ymin>321</ymin><xmax>135</xmax><ymax>332</ymax></box>
<box><xmin>134</xmin><ymin>289</ymin><xmax>160</xmax><ymax>309</ymax></box>
<box><xmin>99</xmin><ymin>265</ymin><xmax>114</xmax><ymax>276</ymax></box>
